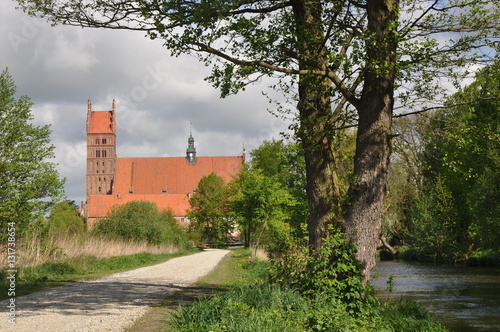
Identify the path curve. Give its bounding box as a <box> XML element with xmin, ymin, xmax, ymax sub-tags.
<box><xmin>2</xmin><ymin>249</ymin><xmax>230</xmax><ymax>331</ymax></box>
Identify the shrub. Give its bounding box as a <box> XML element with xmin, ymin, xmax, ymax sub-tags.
<box><xmin>93</xmin><ymin>201</ymin><xmax>187</xmax><ymax>246</ymax></box>
<box><xmin>270</xmin><ymin>228</ymin><xmax>366</xmax><ymax>312</ymax></box>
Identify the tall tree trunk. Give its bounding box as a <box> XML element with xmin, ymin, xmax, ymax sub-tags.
<box><xmin>292</xmin><ymin>0</ymin><xmax>342</xmax><ymax>254</ymax></box>
<box><xmin>344</xmin><ymin>0</ymin><xmax>399</xmax><ymax>283</ymax></box>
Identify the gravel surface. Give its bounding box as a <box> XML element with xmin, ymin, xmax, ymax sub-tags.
<box><xmin>1</xmin><ymin>249</ymin><xmax>230</xmax><ymax>332</ymax></box>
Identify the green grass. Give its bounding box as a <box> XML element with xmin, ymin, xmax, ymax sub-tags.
<box><xmin>127</xmin><ymin>247</ymin><xmax>251</xmax><ymax>332</ymax></box>
<box><xmin>168</xmin><ymin>251</ymin><xmax>448</xmax><ymax>332</ymax></box>
<box><xmin>0</xmin><ymin>249</ymin><xmax>200</xmax><ymax>300</ymax></box>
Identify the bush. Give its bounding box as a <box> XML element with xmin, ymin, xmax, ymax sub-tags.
<box><xmin>270</xmin><ymin>228</ymin><xmax>366</xmax><ymax>312</ymax></box>
<box><xmin>93</xmin><ymin>201</ymin><xmax>187</xmax><ymax>246</ymax></box>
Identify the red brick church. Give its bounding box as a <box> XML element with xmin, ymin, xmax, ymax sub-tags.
<box><xmin>82</xmin><ymin>100</ymin><xmax>245</xmax><ymax>227</ymax></box>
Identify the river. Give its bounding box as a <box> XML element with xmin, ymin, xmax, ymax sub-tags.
<box><xmin>370</xmin><ymin>261</ymin><xmax>500</xmax><ymax>331</ymax></box>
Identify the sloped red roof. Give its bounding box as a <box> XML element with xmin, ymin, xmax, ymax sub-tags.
<box><xmin>86</xmin><ymin>155</ymin><xmax>243</xmax><ymax>221</ymax></box>
<box><xmin>88</xmin><ymin>111</ymin><xmax>115</xmax><ymax>134</ymax></box>
<box><xmin>114</xmin><ymin>156</ymin><xmax>242</xmax><ymax>195</ymax></box>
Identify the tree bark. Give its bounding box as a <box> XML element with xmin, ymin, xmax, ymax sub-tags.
<box><xmin>291</xmin><ymin>0</ymin><xmax>342</xmax><ymax>254</ymax></box>
<box><xmin>344</xmin><ymin>0</ymin><xmax>399</xmax><ymax>283</ymax></box>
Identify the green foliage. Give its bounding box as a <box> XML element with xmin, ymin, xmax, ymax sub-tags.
<box><xmin>93</xmin><ymin>201</ymin><xmax>186</xmax><ymax>246</ymax></box>
<box><xmin>0</xmin><ymin>68</ymin><xmax>65</xmax><ymax>241</ymax></box>
<box><xmin>270</xmin><ymin>228</ymin><xmax>366</xmax><ymax>312</ymax></box>
<box><xmin>230</xmin><ymin>166</ymin><xmax>296</xmax><ymax>252</ymax></box>
<box><xmin>386</xmin><ymin>274</ymin><xmax>396</xmax><ymax>293</ymax></box>
<box><xmin>188</xmin><ymin>173</ymin><xmax>233</xmax><ymax>248</ymax></box>
<box><xmin>249</xmin><ymin>140</ymin><xmax>308</xmax><ymax>239</ymax></box>
<box><xmin>42</xmin><ymin>201</ymin><xmax>85</xmax><ymax>238</ymax></box>
<box><xmin>406</xmin><ymin>61</ymin><xmax>500</xmax><ymax>262</ymax></box>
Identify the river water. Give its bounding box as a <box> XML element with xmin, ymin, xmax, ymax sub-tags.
<box><xmin>370</xmin><ymin>261</ymin><xmax>500</xmax><ymax>331</ymax></box>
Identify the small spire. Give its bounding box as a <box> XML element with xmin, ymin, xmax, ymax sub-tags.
<box><xmin>186</xmin><ymin>124</ymin><xmax>196</xmax><ymax>164</ymax></box>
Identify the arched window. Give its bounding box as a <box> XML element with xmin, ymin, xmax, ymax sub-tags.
<box><xmin>102</xmin><ymin>150</ymin><xmax>107</xmax><ymax>158</ymax></box>
<box><xmin>95</xmin><ymin>138</ymin><xmax>100</xmax><ymax>144</ymax></box>
<box><xmin>96</xmin><ymin>150</ymin><xmax>100</xmax><ymax>158</ymax></box>
<box><xmin>102</xmin><ymin>138</ymin><xmax>107</xmax><ymax>144</ymax></box>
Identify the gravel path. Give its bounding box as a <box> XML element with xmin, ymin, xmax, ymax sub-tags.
<box><xmin>1</xmin><ymin>249</ymin><xmax>230</xmax><ymax>331</ymax></box>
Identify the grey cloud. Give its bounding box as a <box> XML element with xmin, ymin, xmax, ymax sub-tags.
<box><xmin>1</xmin><ymin>2</ymin><xmax>292</xmax><ymax>203</ymax></box>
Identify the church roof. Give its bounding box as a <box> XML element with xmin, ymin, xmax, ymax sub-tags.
<box><xmin>86</xmin><ymin>155</ymin><xmax>243</xmax><ymax>220</ymax></box>
<box><xmin>114</xmin><ymin>156</ymin><xmax>242</xmax><ymax>195</ymax></box>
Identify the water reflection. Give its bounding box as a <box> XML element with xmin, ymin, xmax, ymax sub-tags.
<box><xmin>370</xmin><ymin>261</ymin><xmax>500</xmax><ymax>331</ymax></box>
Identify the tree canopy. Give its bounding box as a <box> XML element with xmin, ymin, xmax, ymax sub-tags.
<box><xmin>188</xmin><ymin>173</ymin><xmax>233</xmax><ymax>248</ymax></box>
<box><xmin>0</xmin><ymin>68</ymin><xmax>65</xmax><ymax>241</ymax></box>
<box><xmin>15</xmin><ymin>0</ymin><xmax>500</xmax><ymax>282</ymax></box>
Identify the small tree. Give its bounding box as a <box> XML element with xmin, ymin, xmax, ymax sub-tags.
<box><xmin>45</xmin><ymin>201</ymin><xmax>85</xmax><ymax>238</ymax></box>
<box><xmin>188</xmin><ymin>173</ymin><xmax>233</xmax><ymax>248</ymax></box>
<box><xmin>93</xmin><ymin>201</ymin><xmax>185</xmax><ymax>246</ymax></box>
<box><xmin>230</xmin><ymin>167</ymin><xmax>295</xmax><ymax>253</ymax></box>
<box><xmin>0</xmin><ymin>68</ymin><xmax>65</xmax><ymax>241</ymax></box>
<box><xmin>249</xmin><ymin>140</ymin><xmax>308</xmax><ymax>239</ymax></box>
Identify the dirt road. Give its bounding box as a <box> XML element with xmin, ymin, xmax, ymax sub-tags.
<box><xmin>1</xmin><ymin>249</ymin><xmax>230</xmax><ymax>331</ymax></box>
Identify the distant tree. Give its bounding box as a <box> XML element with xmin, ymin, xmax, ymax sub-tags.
<box><xmin>93</xmin><ymin>201</ymin><xmax>185</xmax><ymax>246</ymax></box>
<box><xmin>249</xmin><ymin>140</ymin><xmax>308</xmax><ymax>239</ymax></box>
<box><xmin>0</xmin><ymin>68</ymin><xmax>65</xmax><ymax>242</ymax></box>
<box><xmin>382</xmin><ymin>116</ymin><xmax>427</xmax><ymax>246</ymax></box>
<box><xmin>188</xmin><ymin>173</ymin><xmax>233</xmax><ymax>248</ymax></box>
<box><xmin>44</xmin><ymin>201</ymin><xmax>85</xmax><ymax>237</ymax></box>
<box><xmin>230</xmin><ymin>167</ymin><xmax>296</xmax><ymax>253</ymax></box>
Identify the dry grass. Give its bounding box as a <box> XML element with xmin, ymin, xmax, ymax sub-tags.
<box><xmin>1</xmin><ymin>233</ymin><xmax>178</xmax><ymax>269</ymax></box>
<box><xmin>250</xmin><ymin>246</ymin><xmax>269</xmax><ymax>262</ymax></box>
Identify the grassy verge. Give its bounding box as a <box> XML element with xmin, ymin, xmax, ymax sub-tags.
<box><xmin>0</xmin><ymin>249</ymin><xmax>200</xmax><ymax>300</ymax></box>
<box><xmin>127</xmin><ymin>248</ymin><xmax>250</xmax><ymax>332</ymax></box>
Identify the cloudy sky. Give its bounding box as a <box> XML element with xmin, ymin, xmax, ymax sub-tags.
<box><xmin>1</xmin><ymin>1</ymin><xmax>293</xmax><ymax>205</ymax></box>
